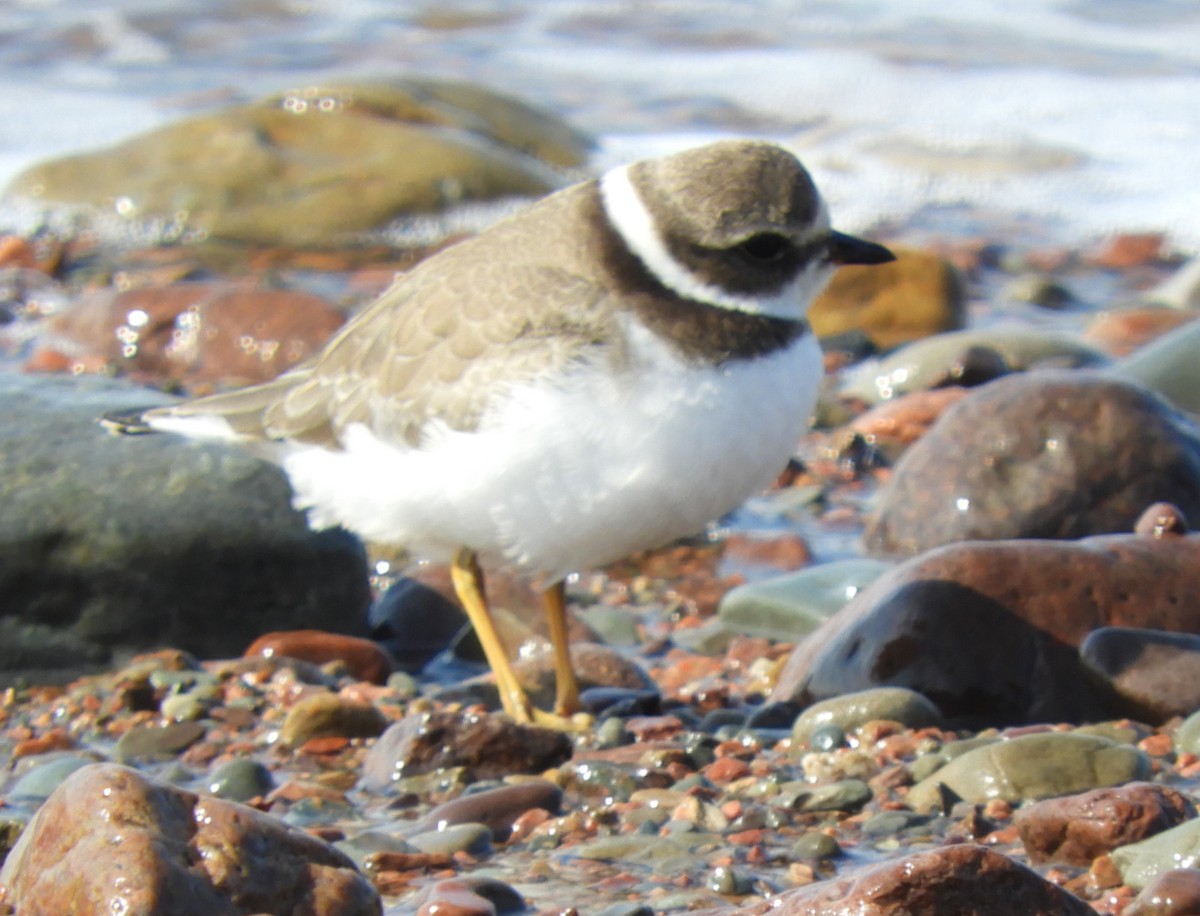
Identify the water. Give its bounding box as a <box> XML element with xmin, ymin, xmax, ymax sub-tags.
<box><xmin>0</xmin><ymin>0</ymin><xmax>1197</xmax><ymax>251</ymax></box>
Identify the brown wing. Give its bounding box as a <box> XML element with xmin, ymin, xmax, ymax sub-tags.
<box><xmin>153</xmin><ymin>260</ymin><xmax>617</xmax><ymax>449</ymax></box>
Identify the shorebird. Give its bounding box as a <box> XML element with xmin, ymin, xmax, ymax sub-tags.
<box><xmin>131</xmin><ymin>140</ymin><xmax>894</xmax><ymax>728</ymax></box>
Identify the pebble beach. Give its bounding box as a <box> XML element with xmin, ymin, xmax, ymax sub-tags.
<box><xmin>2</xmin><ymin>2</ymin><xmax>1200</xmax><ymax>914</ymax></box>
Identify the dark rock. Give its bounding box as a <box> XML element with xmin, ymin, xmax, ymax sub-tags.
<box><xmin>864</xmin><ymin>371</ymin><xmax>1200</xmax><ymax>555</ymax></box>
<box><xmin>245</xmin><ymin>630</ymin><xmax>393</xmax><ymax>685</ymax></box>
<box><xmin>709</xmin><ymin>844</ymin><xmax>1093</xmax><ymax>915</ymax></box>
<box><xmin>0</xmin><ymin>763</ymin><xmax>381</xmax><ymax>915</ymax></box>
<box><xmin>414</xmin><ymin>780</ymin><xmax>562</xmax><ymax>841</ymax></box>
<box><xmin>369</xmin><ymin>576</ymin><xmax>467</xmax><ymax>673</ymax></box>
<box><xmin>1081</xmin><ymin>627</ymin><xmax>1200</xmax><ymax>722</ymax></box>
<box><xmin>773</xmin><ymin>519</ymin><xmax>1200</xmax><ymax>724</ymax></box>
<box><xmin>0</xmin><ymin>373</ymin><xmax>370</xmax><ymax>681</ymax></box>
<box><xmin>360</xmin><ymin>709</ymin><xmax>572</xmax><ymax>790</ymax></box>
<box><xmin>1015</xmin><ymin>782</ymin><xmax>1196</xmax><ymax>866</ymax></box>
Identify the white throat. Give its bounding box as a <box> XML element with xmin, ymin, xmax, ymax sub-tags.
<box><xmin>599</xmin><ymin>163</ymin><xmax>830</xmax><ymax>321</ymax></box>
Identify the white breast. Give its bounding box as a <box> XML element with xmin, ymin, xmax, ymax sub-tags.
<box><xmin>281</xmin><ymin>326</ymin><xmax>822</xmax><ymax>582</ymax></box>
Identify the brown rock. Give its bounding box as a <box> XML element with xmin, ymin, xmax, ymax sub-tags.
<box><xmin>1088</xmin><ymin>233</ymin><xmax>1167</xmax><ymax>269</ymax></box>
<box><xmin>245</xmin><ymin>630</ymin><xmax>394</xmax><ymax>684</ymax></box>
<box><xmin>772</xmin><ymin>520</ymin><xmax>1200</xmax><ymax>723</ymax></box>
<box><xmin>864</xmin><ymin>371</ymin><xmax>1200</xmax><ymax>556</ymax></box>
<box><xmin>809</xmin><ymin>247</ymin><xmax>966</xmax><ymax>349</ymax></box>
<box><xmin>413</xmin><ymin>780</ymin><xmax>563</xmax><ymax>841</ymax></box>
<box><xmin>1080</xmin><ymin>627</ymin><xmax>1200</xmax><ymax>722</ymax></box>
<box><xmin>1085</xmin><ymin>307</ymin><xmax>1200</xmax><ymax>357</ymax></box>
<box><xmin>848</xmin><ymin>386</ymin><xmax>971</xmax><ymax>450</ymax></box>
<box><xmin>514</xmin><ymin>641</ymin><xmax>655</xmax><ymax>709</ymax></box>
<box><xmin>708</xmin><ymin>845</ymin><xmax>1093</xmax><ymax>915</ymax></box>
<box><xmin>32</xmin><ymin>282</ymin><xmax>345</xmax><ymax>388</ymax></box>
<box><xmin>1124</xmin><ymin>868</ymin><xmax>1200</xmax><ymax>915</ymax></box>
<box><xmin>279</xmin><ymin>692</ymin><xmax>390</xmax><ymax>748</ymax></box>
<box><xmin>1015</xmin><ymin>782</ymin><xmax>1196</xmax><ymax>866</ymax></box>
<box><xmin>0</xmin><ymin>763</ymin><xmax>380</xmax><ymax>915</ymax></box>
<box><xmin>360</xmin><ymin>708</ymin><xmax>572</xmax><ymax>790</ymax></box>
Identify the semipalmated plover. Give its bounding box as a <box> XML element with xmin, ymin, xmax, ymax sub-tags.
<box><xmin>136</xmin><ymin>139</ymin><xmax>894</xmax><ymax>727</ymax></box>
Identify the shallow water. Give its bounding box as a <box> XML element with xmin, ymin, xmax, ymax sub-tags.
<box><xmin>0</xmin><ymin>0</ymin><xmax>1197</xmax><ymax>249</ymax></box>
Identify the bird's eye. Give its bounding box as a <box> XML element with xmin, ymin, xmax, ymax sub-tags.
<box><xmin>735</xmin><ymin>233</ymin><xmax>792</xmax><ymax>262</ymax></box>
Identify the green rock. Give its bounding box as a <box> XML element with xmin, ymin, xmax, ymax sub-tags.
<box><xmin>114</xmin><ymin>721</ymin><xmax>207</xmax><ymax>764</ymax></box>
<box><xmin>792</xmin><ymin>687</ymin><xmax>943</xmax><ymax>746</ymax></box>
<box><xmin>1116</xmin><ymin>320</ymin><xmax>1200</xmax><ymax>413</ymax></box>
<box><xmin>5</xmin><ymin>77</ymin><xmax>591</xmax><ymax>248</ymax></box>
<box><xmin>796</xmin><ymin>778</ymin><xmax>873</xmax><ymax>813</ymax></box>
<box><xmin>206</xmin><ymin>758</ymin><xmax>275</xmax><ymax>803</ymax></box>
<box><xmin>906</xmin><ymin>732</ymin><xmax>1150</xmax><ymax>813</ymax></box>
<box><xmin>1111</xmin><ymin>818</ymin><xmax>1200</xmax><ymax>890</ymax></box>
<box><xmin>9</xmin><ymin>755</ymin><xmax>99</xmax><ymax>802</ymax></box>
<box><xmin>279</xmin><ymin>692</ymin><xmax>389</xmax><ymax>748</ymax></box>
<box><xmin>1176</xmin><ymin>708</ymin><xmax>1200</xmax><ymax>755</ymax></box>
<box><xmin>718</xmin><ymin>559</ymin><xmax>892</xmax><ymax>641</ymax></box>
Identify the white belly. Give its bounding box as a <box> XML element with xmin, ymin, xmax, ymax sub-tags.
<box><xmin>282</xmin><ymin>329</ymin><xmax>822</xmax><ymax>581</ymax></box>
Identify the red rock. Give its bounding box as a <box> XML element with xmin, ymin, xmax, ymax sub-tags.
<box><xmin>245</xmin><ymin>630</ymin><xmax>394</xmax><ymax>684</ymax></box>
<box><xmin>703</xmin><ymin>756</ymin><xmax>751</xmax><ymax>784</ymax></box>
<box><xmin>722</xmin><ymin>533</ymin><xmax>811</xmax><ymax>570</ymax></box>
<box><xmin>1089</xmin><ymin>233</ymin><xmax>1167</xmax><ymax>269</ymax></box>
<box><xmin>0</xmin><ymin>763</ymin><xmax>380</xmax><ymax>915</ymax></box>
<box><xmin>849</xmin><ymin>386</ymin><xmax>971</xmax><ymax>448</ymax></box>
<box><xmin>699</xmin><ymin>845</ymin><xmax>1092</xmax><ymax>915</ymax></box>
<box><xmin>1014</xmin><ymin>782</ymin><xmax>1195</xmax><ymax>866</ymax></box>
<box><xmin>1084</xmin><ymin>307</ymin><xmax>1200</xmax><ymax>357</ymax></box>
<box><xmin>0</xmin><ymin>235</ymin><xmax>37</xmax><ymax>269</ymax></box>
<box><xmin>1124</xmin><ymin>868</ymin><xmax>1200</xmax><ymax>915</ymax></box>
<box><xmin>37</xmin><ymin>281</ymin><xmax>345</xmax><ymax>388</ymax></box>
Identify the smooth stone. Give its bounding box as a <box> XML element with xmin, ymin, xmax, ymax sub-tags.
<box><xmin>335</xmin><ymin>829</ymin><xmax>415</xmax><ymax>871</ymax></box>
<box><xmin>565</xmin><ymin>833</ymin><xmax>694</xmax><ymax>865</ymax></box>
<box><xmin>838</xmin><ymin>327</ymin><xmax>1109</xmax><ymax>404</ymax></box>
<box><xmin>861</xmin><ymin>810</ymin><xmax>928</xmax><ymax>837</ymax></box>
<box><xmin>0</xmin><ymin>374</ymin><xmax>370</xmax><ymax>680</ymax></box>
<box><xmin>1015</xmin><ymin>782</ymin><xmax>1195</xmax><ymax>866</ymax></box>
<box><xmin>1081</xmin><ymin>627</ymin><xmax>1200</xmax><ymax>723</ymax></box>
<box><xmin>753</xmin><ymin>844</ymin><xmax>1094</xmax><ymax>915</ymax></box>
<box><xmin>1113</xmin><ymin>819</ymin><xmax>1200</xmax><ymax>891</ymax></box>
<box><xmin>368</xmin><ymin>575</ymin><xmax>468</xmax><ymax>674</ymax></box>
<box><xmin>809</xmin><ymin>247</ymin><xmax>966</xmax><ymax>349</ymax></box>
<box><xmin>792</xmin><ymin>687</ymin><xmax>943</xmax><ymax>746</ymax></box>
<box><xmin>1124</xmin><ymin>868</ymin><xmax>1200</xmax><ymax>916</ymax></box>
<box><xmin>279</xmin><ymin>692</ymin><xmax>389</xmax><ymax>748</ymax></box>
<box><xmin>717</xmin><ymin>559</ymin><xmax>892</xmax><ymax>641</ymax></box>
<box><xmin>407</xmin><ymin>822</ymin><xmax>492</xmax><ymax>857</ymax></box>
<box><xmin>865</xmin><ymin>371</ymin><xmax>1200</xmax><ymax>555</ymax></box>
<box><xmin>579</xmin><ymin>687</ymin><xmax>662</xmax><ymax>718</ymax></box>
<box><xmin>574</xmin><ymin>604</ymin><xmax>643</xmax><ymax>648</ymax></box>
<box><xmin>115</xmin><ymin>721</ymin><xmax>207</xmax><ymax>764</ymax></box>
<box><xmin>159</xmin><ymin>691</ymin><xmax>211</xmax><ymax>723</ymax></box>
<box><xmin>1084</xmin><ymin>306</ymin><xmax>1200</xmax><ymax>358</ymax></box>
<box><xmin>413</xmin><ymin>780</ymin><xmax>562</xmax><ymax>841</ymax></box>
<box><xmin>513</xmin><ymin>641</ymin><xmax>655</xmax><ymax>711</ymax></box>
<box><xmin>906</xmin><ymin>732</ymin><xmax>1150</xmax><ymax>813</ymax></box>
<box><xmin>412</xmin><ymin>876</ymin><xmax>527</xmax><ymax>916</ymax></box>
<box><xmin>796</xmin><ymin>779</ymin><xmax>873</xmax><ymax>814</ymax></box>
<box><xmin>1117</xmin><ymin>320</ymin><xmax>1200</xmax><ymax>413</ymax></box>
<box><xmin>245</xmin><ymin>630</ymin><xmax>394</xmax><ymax>685</ymax></box>
<box><xmin>206</xmin><ymin>758</ymin><xmax>275</xmax><ymax>803</ymax></box>
<box><xmin>745</xmin><ymin>701</ymin><xmax>802</xmax><ymax>731</ymax></box>
<box><xmin>791</xmin><ymin>831</ymin><xmax>841</xmax><ymax>861</ymax></box>
<box><xmin>774</xmin><ymin>516</ymin><xmax>1200</xmax><ymax>724</ymax></box>
<box><xmin>708</xmin><ymin>864</ymin><xmax>755</xmax><ymax>895</ymax></box>
<box><xmin>360</xmin><ymin>709</ymin><xmax>572</xmax><ymax>790</ymax></box>
<box><xmin>1143</xmin><ymin>258</ymin><xmax>1200</xmax><ymax>310</ymax></box>
<box><xmin>1175</xmin><ymin>708</ymin><xmax>1200</xmax><ymax>755</ymax></box>
<box><xmin>7</xmin><ymin>754</ymin><xmax>100</xmax><ymax>801</ymax></box>
<box><xmin>0</xmin><ymin>764</ymin><xmax>381</xmax><ymax>915</ymax></box>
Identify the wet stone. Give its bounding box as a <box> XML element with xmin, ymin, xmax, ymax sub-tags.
<box><xmin>792</xmin><ymin>687</ymin><xmax>943</xmax><ymax>746</ymax></box>
<box><xmin>245</xmin><ymin>630</ymin><xmax>394</xmax><ymax>685</ymax></box>
<box><xmin>1113</xmin><ymin>819</ymin><xmax>1200</xmax><ymax>891</ymax></box>
<box><xmin>412</xmin><ymin>876</ymin><xmax>526</xmax><ymax>916</ymax></box>
<box><xmin>795</xmin><ymin>779</ymin><xmax>873</xmax><ymax>814</ymax></box>
<box><xmin>114</xmin><ymin>720</ymin><xmax>207</xmax><ymax>764</ymax></box>
<box><xmin>279</xmin><ymin>692</ymin><xmax>390</xmax><ymax>748</ymax></box>
<box><xmin>1118</xmin><ymin>320</ymin><xmax>1200</xmax><ymax>415</ymax></box>
<box><xmin>206</xmin><ymin>758</ymin><xmax>275</xmax><ymax>803</ymax></box>
<box><xmin>1124</xmin><ymin>868</ymin><xmax>1200</xmax><ymax>916</ymax></box>
<box><xmin>6</xmin><ymin>754</ymin><xmax>100</xmax><ymax>802</ymax></box>
<box><xmin>864</xmin><ymin>371</ymin><xmax>1200</xmax><ymax>555</ymax></box>
<box><xmin>360</xmin><ymin>709</ymin><xmax>572</xmax><ymax>789</ymax></box>
<box><xmin>1015</xmin><ymin>782</ymin><xmax>1196</xmax><ymax>866</ymax></box>
<box><xmin>791</xmin><ymin>831</ymin><xmax>841</xmax><ymax>861</ymax></box>
<box><xmin>369</xmin><ymin>576</ymin><xmax>467</xmax><ymax>673</ymax></box>
<box><xmin>408</xmin><ymin>822</ymin><xmax>492</xmax><ymax>857</ymax></box>
<box><xmin>906</xmin><ymin>732</ymin><xmax>1150</xmax><ymax>813</ymax></box>
<box><xmin>413</xmin><ymin>780</ymin><xmax>562</xmax><ymax>841</ymax></box>
<box><xmin>1080</xmin><ymin>627</ymin><xmax>1200</xmax><ymax>723</ymax></box>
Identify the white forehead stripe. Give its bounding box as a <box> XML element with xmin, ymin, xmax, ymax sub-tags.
<box><xmin>598</xmin><ymin>164</ymin><xmax>829</xmax><ymax>319</ymax></box>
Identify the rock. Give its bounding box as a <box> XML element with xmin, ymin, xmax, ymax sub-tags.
<box><xmin>864</xmin><ymin>371</ymin><xmax>1200</xmax><ymax>556</ymax></box>
<box><xmin>809</xmin><ymin>247</ymin><xmax>966</xmax><ymax>349</ymax></box>
<box><xmin>1084</xmin><ymin>306</ymin><xmax>1200</xmax><ymax>357</ymax></box>
<box><xmin>837</xmin><ymin>327</ymin><xmax>1108</xmax><ymax>405</ymax></box>
<box><xmin>791</xmin><ymin>687</ymin><xmax>943</xmax><ymax>746</ymax></box>
<box><xmin>1080</xmin><ymin>627</ymin><xmax>1200</xmax><ymax>723</ymax></box>
<box><xmin>718</xmin><ymin>844</ymin><xmax>1093</xmax><ymax>915</ymax></box>
<box><xmin>0</xmin><ymin>373</ymin><xmax>370</xmax><ymax>680</ymax></box>
<box><xmin>906</xmin><ymin>732</ymin><xmax>1150</xmax><ymax>813</ymax></box>
<box><xmin>369</xmin><ymin>575</ymin><xmax>468</xmax><ymax>673</ymax></box>
<box><xmin>1087</xmin><ymin>233</ymin><xmax>1166</xmax><ymax>269</ymax></box>
<box><xmin>1113</xmin><ymin>818</ymin><xmax>1200</xmax><ymax>891</ymax></box>
<box><xmin>5</xmin><ymin>754</ymin><xmax>100</xmax><ymax>802</ymax></box>
<box><xmin>716</xmin><ymin>559</ymin><xmax>892</xmax><ymax>642</ymax></box>
<box><xmin>1015</xmin><ymin>782</ymin><xmax>1195</xmax><ymax>866</ymax></box>
<box><xmin>512</xmin><ymin>641</ymin><xmax>655</xmax><ymax>710</ymax></box>
<box><xmin>774</xmin><ymin>510</ymin><xmax>1200</xmax><ymax>723</ymax></box>
<box><xmin>1143</xmin><ymin>258</ymin><xmax>1200</xmax><ymax>310</ymax></box>
<box><xmin>28</xmin><ymin>282</ymin><xmax>345</xmax><ymax>388</ymax></box>
<box><xmin>205</xmin><ymin>758</ymin><xmax>275</xmax><ymax>803</ymax></box>
<box><xmin>1124</xmin><ymin>868</ymin><xmax>1200</xmax><ymax>916</ymax></box>
<box><xmin>6</xmin><ymin>79</ymin><xmax>578</xmax><ymax>247</ymax></box>
<box><xmin>360</xmin><ymin>709</ymin><xmax>572</xmax><ymax>790</ymax></box>
<box><xmin>1175</xmin><ymin>708</ymin><xmax>1200</xmax><ymax>755</ymax></box>
<box><xmin>0</xmin><ymin>763</ymin><xmax>381</xmax><ymax>915</ymax></box>
<box><xmin>279</xmin><ymin>692</ymin><xmax>390</xmax><ymax>748</ymax></box>
<box><xmin>412</xmin><ymin>876</ymin><xmax>526</xmax><ymax>916</ymax></box>
<box><xmin>114</xmin><ymin>720</ymin><xmax>207</xmax><ymax>764</ymax></box>
<box><xmin>414</xmin><ymin>780</ymin><xmax>563</xmax><ymax>841</ymax></box>
<box><xmin>846</xmin><ymin>387</ymin><xmax>971</xmax><ymax>454</ymax></box>
<box><xmin>1116</xmin><ymin>321</ymin><xmax>1200</xmax><ymax>414</ymax></box>
<box><xmin>245</xmin><ymin>631</ymin><xmax>394</xmax><ymax>685</ymax></box>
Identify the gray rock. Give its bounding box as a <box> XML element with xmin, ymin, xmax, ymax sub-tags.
<box><xmin>906</xmin><ymin>732</ymin><xmax>1150</xmax><ymax>813</ymax></box>
<box><xmin>0</xmin><ymin>373</ymin><xmax>370</xmax><ymax>679</ymax></box>
<box><xmin>792</xmin><ymin>687</ymin><xmax>943</xmax><ymax>746</ymax></box>
<box><xmin>1117</xmin><ymin>320</ymin><xmax>1200</xmax><ymax>414</ymax></box>
<box><xmin>1112</xmin><ymin>818</ymin><xmax>1200</xmax><ymax>890</ymax></box>
<box><xmin>864</xmin><ymin>371</ymin><xmax>1200</xmax><ymax>556</ymax></box>
<box><xmin>206</xmin><ymin>758</ymin><xmax>275</xmax><ymax>803</ymax></box>
<box><xmin>1081</xmin><ymin>626</ymin><xmax>1200</xmax><ymax>723</ymax></box>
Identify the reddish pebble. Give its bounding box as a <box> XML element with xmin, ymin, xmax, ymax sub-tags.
<box><xmin>416</xmin><ymin>879</ymin><xmax>499</xmax><ymax>916</ymax></box>
<box><xmin>728</xmin><ymin>828</ymin><xmax>766</xmax><ymax>846</ymax></box>
<box><xmin>1089</xmin><ymin>233</ymin><xmax>1166</xmax><ymax>269</ymax></box>
<box><xmin>245</xmin><ymin>630</ymin><xmax>393</xmax><ymax>684</ymax></box>
<box><xmin>704</xmin><ymin>756</ymin><xmax>751</xmax><ymax>784</ymax></box>
<box><xmin>0</xmin><ymin>235</ymin><xmax>37</xmax><ymax>269</ymax></box>
<box><xmin>12</xmin><ymin>728</ymin><xmax>75</xmax><ymax>760</ymax></box>
<box><xmin>299</xmin><ymin>735</ymin><xmax>351</xmax><ymax>755</ymax></box>
<box><xmin>1139</xmin><ymin>733</ymin><xmax>1175</xmax><ymax>756</ymax></box>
